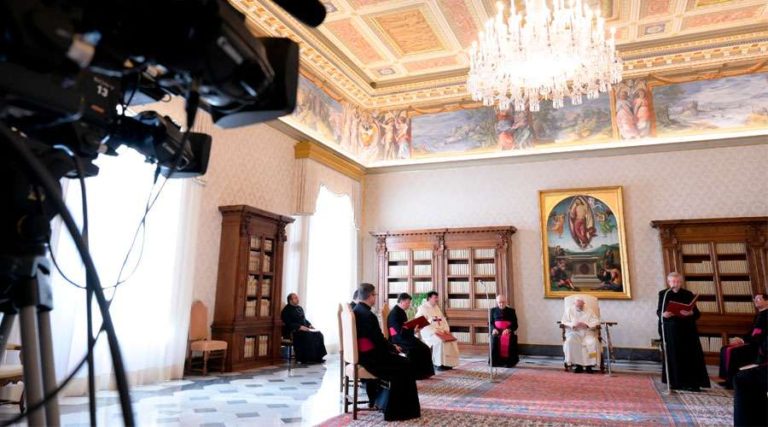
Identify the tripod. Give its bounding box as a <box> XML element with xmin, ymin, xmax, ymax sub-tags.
<box><xmin>0</xmin><ymin>256</ymin><xmax>60</xmax><ymax>426</ymax></box>
<box><xmin>1</xmin><ymin>122</ymin><xmax>135</xmax><ymax>425</ymax></box>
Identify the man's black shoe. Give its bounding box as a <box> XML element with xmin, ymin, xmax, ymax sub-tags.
<box><xmin>573</xmin><ymin>365</ymin><xmax>584</xmax><ymax>373</ymax></box>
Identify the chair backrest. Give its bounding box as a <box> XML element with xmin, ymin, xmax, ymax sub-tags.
<box><xmin>189</xmin><ymin>300</ymin><xmax>210</xmax><ymax>341</ymax></box>
<box><xmin>563</xmin><ymin>294</ymin><xmax>600</xmax><ymax>318</ymax></box>
<box><xmin>380</xmin><ymin>303</ymin><xmax>391</xmax><ymax>339</ymax></box>
<box><xmin>337</xmin><ymin>303</ymin><xmax>344</xmax><ymax>353</ymax></box>
<box><xmin>340</xmin><ymin>304</ymin><xmax>358</xmax><ymax>365</ymax></box>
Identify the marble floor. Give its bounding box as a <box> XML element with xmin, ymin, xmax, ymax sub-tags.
<box><xmin>0</xmin><ymin>354</ymin><xmax>677</xmax><ymax>427</ymax></box>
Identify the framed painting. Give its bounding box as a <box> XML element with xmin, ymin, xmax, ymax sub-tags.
<box><xmin>539</xmin><ymin>186</ymin><xmax>631</xmax><ymax>299</ymax></box>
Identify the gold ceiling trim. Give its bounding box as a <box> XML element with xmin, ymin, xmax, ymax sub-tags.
<box><xmin>234</xmin><ymin>0</ymin><xmax>768</xmax><ymax>110</ymax></box>
<box><xmin>294</xmin><ymin>141</ymin><xmax>367</xmax><ymax>182</ymax></box>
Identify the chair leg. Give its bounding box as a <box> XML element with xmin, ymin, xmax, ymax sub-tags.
<box><xmin>352</xmin><ymin>370</ymin><xmax>359</xmax><ymax>420</ymax></box>
<box><xmin>203</xmin><ymin>351</ymin><xmax>209</xmax><ymax>376</ymax></box>
<box><xmin>221</xmin><ymin>349</ymin><xmax>227</xmax><ymax>373</ymax></box>
<box><xmin>343</xmin><ymin>376</ymin><xmax>350</xmax><ymax>414</ymax></box>
<box><xmin>19</xmin><ymin>390</ymin><xmax>25</xmax><ymax>414</ymax></box>
<box><xmin>339</xmin><ymin>351</ymin><xmax>344</xmax><ymax>392</ymax></box>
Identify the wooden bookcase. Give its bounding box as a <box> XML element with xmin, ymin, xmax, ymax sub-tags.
<box><xmin>372</xmin><ymin>226</ymin><xmax>516</xmax><ymax>350</ymax></box>
<box><xmin>651</xmin><ymin>217</ymin><xmax>768</xmax><ymax>365</ymax></box>
<box><xmin>212</xmin><ymin>205</ymin><xmax>294</xmax><ymax>371</ymax></box>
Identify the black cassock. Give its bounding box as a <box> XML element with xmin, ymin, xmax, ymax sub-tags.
<box><xmin>719</xmin><ymin>309</ymin><xmax>767</xmax><ymax>388</ymax></box>
<box><xmin>657</xmin><ymin>288</ymin><xmax>710</xmax><ymax>390</ymax></box>
<box><xmin>490</xmin><ymin>306</ymin><xmax>519</xmax><ymax>367</ymax></box>
<box><xmin>354</xmin><ymin>302</ymin><xmax>420</xmax><ymax>421</ymax></box>
<box><xmin>387</xmin><ymin>305</ymin><xmax>434</xmax><ymax>379</ymax></box>
<box><xmin>280</xmin><ymin>304</ymin><xmax>327</xmax><ymax>364</ymax></box>
<box><xmin>733</xmin><ymin>365</ymin><xmax>767</xmax><ymax>427</ymax></box>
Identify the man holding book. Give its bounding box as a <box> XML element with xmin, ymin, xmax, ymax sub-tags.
<box><xmin>718</xmin><ymin>293</ymin><xmax>768</xmax><ymax>389</ymax></box>
<box><xmin>657</xmin><ymin>272</ymin><xmax>710</xmax><ymax>391</ymax></box>
<box><xmin>387</xmin><ymin>293</ymin><xmax>435</xmax><ymax>379</ymax></box>
<box><xmin>416</xmin><ymin>291</ymin><xmax>460</xmax><ymax>370</ymax></box>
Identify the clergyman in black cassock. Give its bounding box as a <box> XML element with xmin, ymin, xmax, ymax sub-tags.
<box><xmin>354</xmin><ymin>285</ymin><xmax>420</xmax><ymax>421</ymax></box>
<box><xmin>280</xmin><ymin>293</ymin><xmax>327</xmax><ymax>364</ymax></box>
<box><xmin>718</xmin><ymin>294</ymin><xmax>768</xmax><ymax>388</ymax></box>
<box><xmin>387</xmin><ymin>294</ymin><xmax>434</xmax><ymax>379</ymax></box>
<box><xmin>657</xmin><ymin>274</ymin><xmax>710</xmax><ymax>391</ymax></box>
<box><xmin>490</xmin><ymin>296</ymin><xmax>519</xmax><ymax>367</ymax></box>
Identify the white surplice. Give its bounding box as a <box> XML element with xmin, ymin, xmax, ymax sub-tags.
<box><xmin>561</xmin><ymin>306</ymin><xmax>601</xmax><ymax>367</ymax></box>
<box><xmin>415</xmin><ymin>302</ymin><xmax>460</xmax><ymax>367</ymax></box>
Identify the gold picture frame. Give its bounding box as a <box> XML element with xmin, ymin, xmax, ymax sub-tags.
<box><xmin>539</xmin><ymin>186</ymin><xmax>631</xmax><ymax>299</ymax></box>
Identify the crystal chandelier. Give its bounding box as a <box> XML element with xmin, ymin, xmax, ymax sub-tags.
<box><xmin>468</xmin><ymin>0</ymin><xmax>623</xmax><ymax>111</ymax></box>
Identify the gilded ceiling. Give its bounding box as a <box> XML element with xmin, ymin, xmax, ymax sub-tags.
<box><xmin>232</xmin><ymin>0</ymin><xmax>768</xmax><ymax>109</ymax></box>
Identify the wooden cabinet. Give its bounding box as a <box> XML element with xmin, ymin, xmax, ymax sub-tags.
<box><xmin>372</xmin><ymin>226</ymin><xmax>516</xmax><ymax>349</ymax></box>
<box><xmin>212</xmin><ymin>205</ymin><xmax>294</xmax><ymax>371</ymax></box>
<box><xmin>651</xmin><ymin>217</ymin><xmax>768</xmax><ymax>365</ymax></box>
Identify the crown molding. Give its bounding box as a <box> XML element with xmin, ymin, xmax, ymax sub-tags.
<box><xmin>294</xmin><ymin>140</ymin><xmax>367</xmax><ymax>182</ymax></box>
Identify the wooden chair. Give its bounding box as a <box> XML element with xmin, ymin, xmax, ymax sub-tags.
<box><xmin>557</xmin><ymin>295</ymin><xmax>607</xmax><ymax>373</ymax></box>
<box><xmin>0</xmin><ymin>344</ymin><xmax>24</xmax><ymax>413</ymax></box>
<box><xmin>340</xmin><ymin>304</ymin><xmax>384</xmax><ymax>420</ymax></box>
<box><xmin>281</xmin><ymin>334</ymin><xmax>294</xmax><ymax>372</ymax></box>
<box><xmin>186</xmin><ymin>300</ymin><xmax>228</xmax><ymax>375</ymax></box>
<box><xmin>380</xmin><ymin>303</ymin><xmax>391</xmax><ymax>340</ymax></box>
<box><xmin>337</xmin><ymin>303</ymin><xmax>345</xmax><ymax>392</ymax></box>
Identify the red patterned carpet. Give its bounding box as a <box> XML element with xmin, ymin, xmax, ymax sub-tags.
<box><xmin>319</xmin><ymin>361</ymin><xmax>731</xmax><ymax>426</ymax></box>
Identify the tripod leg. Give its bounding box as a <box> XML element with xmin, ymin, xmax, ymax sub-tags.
<box><xmin>38</xmin><ymin>310</ymin><xmax>60</xmax><ymax>424</ymax></box>
<box><xmin>19</xmin><ymin>306</ymin><xmax>46</xmax><ymax>426</ymax></box>
<box><xmin>0</xmin><ymin>313</ymin><xmax>17</xmax><ymax>363</ymax></box>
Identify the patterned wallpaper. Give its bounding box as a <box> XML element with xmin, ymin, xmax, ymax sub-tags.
<box><xmin>362</xmin><ymin>144</ymin><xmax>768</xmax><ymax>349</ymax></box>
<box><xmin>148</xmin><ymin>99</ymin><xmax>298</xmax><ymax>319</ymax></box>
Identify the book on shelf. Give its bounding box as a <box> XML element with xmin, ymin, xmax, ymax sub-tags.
<box><xmin>683</xmin><ymin>261</ymin><xmax>713</xmax><ymax>274</ymax></box>
<box><xmin>476</xmin><ymin>299</ymin><xmax>495</xmax><ymax>309</ymax></box>
<box><xmin>414</xmin><ymin>264</ymin><xmax>432</xmax><ymax>276</ymax></box>
<box><xmin>722</xmin><ymin>281</ymin><xmax>752</xmax><ymax>296</ymax></box>
<box><xmin>448</xmin><ymin>298</ymin><xmax>470</xmax><ymax>309</ymax></box>
<box><xmin>244</xmin><ymin>337</ymin><xmax>256</xmax><ymax>358</ymax></box>
<box><xmin>413</xmin><ymin>250</ymin><xmax>433</xmax><ymax>260</ymax></box>
<box><xmin>717</xmin><ymin>260</ymin><xmax>748</xmax><ymax>274</ymax></box>
<box><xmin>247</xmin><ymin>277</ymin><xmax>258</xmax><ymax>297</ymax></box>
<box><xmin>448</xmin><ymin>264</ymin><xmax>469</xmax><ymax>276</ymax></box>
<box><xmin>245</xmin><ymin>300</ymin><xmax>257</xmax><ymax>317</ymax></box>
<box><xmin>414</xmin><ymin>281</ymin><xmax>433</xmax><ymax>293</ymax></box>
<box><xmin>388</xmin><ymin>251</ymin><xmax>408</xmax><ymax>262</ymax></box>
<box><xmin>697</xmin><ymin>301</ymin><xmax>719</xmax><ymax>313</ymax></box>
<box><xmin>475</xmin><ymin>332</ymin><xmax>489</xmax><ymax>344</ymax></box>
<box><xmin>716</xmin><ymin>242</ymin><xmax>746</xmax><ymax>254</ymax></box>
<box><xmin>259</xmin><ymin>299</ymin><xmax>270</xmax><ymax>317</ymax></box>
<box><xmin>248</xmin><ymin>253</ymin><xmax>261</xmax><ymax>271</ymax></box>
<box><xmin>264</xmin><ymin>239</ymin><xmax>273</xmax><ymax>252</ymax></box>
<box><xmin>666</xmin><ymin>294</ymin><xmax>699</xmax><ymax>316</ymax></box>
<box><xmin>249</xmin><ymin>236</ymin><xmax>261</xmax><ymax>250</ymax></box>
<box><xmin>474</xmin><ymin>248</ymin><xmax>496</xmax><ymax>258</ymax></box>
<box><xmin>475</xmin><ymin>263</ymin><xmax>496</xmax><ymax>276</ymax></box>
<box><xmin>262</xmin><ymin>254</ymin><xmax>271</xmax><ymax>273</ymax></box>
<box><xmin>681</xmin><ymin>243</ymin><xmax>710</xmax><ymax>255</ymax></box>
<box><xmin>686</xmin><ymin>281</ymin><xmax>714</xmax><ymax>295</ymax></box>
<box><xmin>258</xmin><ymin>335</ymin><xmax>269</xmax><ymax>356</ymax></box>
<box><xmin>448</xmin><ymin>249</ymin><xmax>470</xmax><ymax>259</ymax></box>
<box><xmin>388</xmin><ymin>265</ymin><xmax>408</xmax><ymax>277</ymax></box>
<box><xmin>475</xmin><ymin>280</ymin><xmax>496</xmax><ymax>293</ymax></box>
<box><xmin>403</xmin><ymin>316</ymin><xmax>429</xmax><ymax>330</ymax></box>
<box><xmin>724</xmin><ymin>301</ymin><xmax>755</xmax><ymax>314</ymax></box>
<box><xmin>449</xmin><ymin>281</ymin><xmax>470</xmax><ymax>293</ymax></box>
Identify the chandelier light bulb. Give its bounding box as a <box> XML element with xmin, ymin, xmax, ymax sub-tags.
<box><xmin>467</xmin><ymin>0</ymin><xmax>623</xmax><ymax>111</ymax></box>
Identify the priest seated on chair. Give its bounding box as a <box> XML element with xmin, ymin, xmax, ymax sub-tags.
<box><xmin>280</xmin><ymin>293</ymin><xmax>327</xmax><ymax>364</ymax></box>
<box><xmin>416</xmin><ymin>291</ymin><xmax>460</xmax><ymax>370</ymax></box>
<box><xmin>562</xmin><ymin>296</ymin><xmax>600</xmax><ymax>373</ymax></box>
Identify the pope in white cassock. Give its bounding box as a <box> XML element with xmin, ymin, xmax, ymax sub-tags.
<box><xmin>416</xmin><ymin>292</ymin><xmax>460</xmax><ymax>370</ymax></box>
<box><xmin>561</xmin><ymin>297</ymin><xmax>600</xmax><ymax>373</ymax></box>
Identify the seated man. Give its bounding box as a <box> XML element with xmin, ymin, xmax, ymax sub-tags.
<box><xmin>416</xmin><ymin>291</ymin><xmax>460</xmax><ymax>370</ymax></box>
<box><xmin>719</xmin><ymin>293</ymin><xmax>768</xmax><ymax>389</ymax></box>
<box><xmin>354</xmin><ymin>283</ymin><xmax>420</xmax><ymax>421</ymax></box>
<box><xmin>562</xmin><ymin>297</ymin><xmax>600</xmax><ymax>373</ymax></box>
<box><xmin>387</xmin><ymin>293</ymin><xmax>434</xmax><ymax>380</ymax></box>
<box><xmin>280</xmin><ymin>293</ymin><xmax>327</xmax><ymax>364</ymax></box>
<box><xmin>490</xmin><ymin>295</ymin><xmax>519</xmax><ymax>368</ymax></box>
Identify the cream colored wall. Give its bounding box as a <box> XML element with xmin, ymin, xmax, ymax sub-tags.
<box><xmin>363</xmin><ymin>144</ymin><xmax>768</xmax><ymax>349</ymax></box>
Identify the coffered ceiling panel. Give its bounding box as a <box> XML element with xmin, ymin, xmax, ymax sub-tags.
<box><xmin>234</xmin><ymin>0</ymin><xmax>768</xmax><ymax>108</ymax></box>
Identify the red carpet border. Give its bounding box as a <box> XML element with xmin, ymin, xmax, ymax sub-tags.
<box><xmin>319</xmin><ymin>361</ymin><xmax>733</xmax><ymax>426</ymax></box>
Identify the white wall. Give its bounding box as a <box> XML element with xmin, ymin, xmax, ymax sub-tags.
<box><xmin>363</xmin><ymin>144</ymin><xmax>768</xmax><ymax>349</ymax></box>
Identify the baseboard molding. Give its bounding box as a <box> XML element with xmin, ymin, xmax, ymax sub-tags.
<box><xmin>519</xmin><ymin>344</ymin><xmax>661</xmax><ymax>363</ymax></box>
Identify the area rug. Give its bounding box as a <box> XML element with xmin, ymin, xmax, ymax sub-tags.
<box><xmin>318</xmin><ymin>362</ymin><xmax>732</xmax><ymax>426</ymax></box>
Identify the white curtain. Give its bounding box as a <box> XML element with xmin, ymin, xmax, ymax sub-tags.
<box><xmin>303</xmin><ymin>186</ymin><xmax>357</xmax><ymax>354</ymax></box>
<box><xmin>49</xmin><ymin>147</ymin><xmax>194</xmax><ymax>395</ymax></box>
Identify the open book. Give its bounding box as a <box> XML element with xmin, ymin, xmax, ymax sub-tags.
<box><xmin>666</xmin><ymin>294</ymin><xmax>699</xmax><ymax>316</ymax></box>
<box><xmin>403</xmin><ymin>316</ymin><xmax>429</xmax><ymax>330</ymax></box>
<box><xmin>435</xmin><ymin>331</ymin><xmax>457</xmax><ymax>342</ymax></box>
